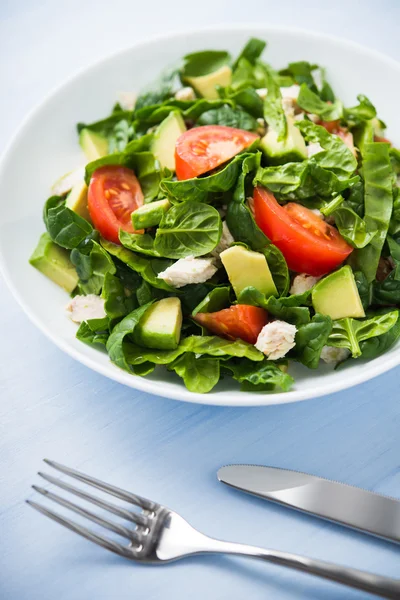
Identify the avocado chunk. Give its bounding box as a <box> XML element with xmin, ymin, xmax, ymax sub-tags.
<box><xmin>66</xmin><ymin>181</ymin><xmax>91</xmax><ymax>221</ymax></box>
<box><xmin>51</xmin><ymin>166</ymin><xmax>85</xmax><ymax>196</ymax></box>
<box><xmin>132</xmin><ymin>199</ymin><xmax>170</xmax><ymax>229</ymax></box>
<box><xmin>134</xmin><ymin>297</ymin><xmax>183</xmax><ymax>350</ymax></box>
<box><xmin>220</xmin><ymin>245</ymin><xmax>278</xmax><ymax>298</ymax></box>
<box><xmin>185</xmin><ymin>65</ymin><xmax>232</xmax><ymax>100</ymax></box>
<box><xmin>260</xmin><ymin>117</ymin><xmax>307</xmax><ymax>165</ymax></box>
<box><xmin>151</xmin><ymin>112</ymin><xmax>186</xmax><ymax>171</ymax></box>
<box><xmin>29</xmin><ymin>233</ymin><xmax>78</xmax><ymax>293</ymax></box>
<box><xmin>79</xmin><ymin>128</ymin><xmax>109</xmax><ymax>162</ymax></box>
<box><xmin>312</xmin><ymin>265</ymin><xmax>365</xmax><ymax>320</ymax></box>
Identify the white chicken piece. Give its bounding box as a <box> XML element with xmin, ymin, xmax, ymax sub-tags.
<box><xmin>256</xmin><ymin>88</ymin><xmax>267</xmax><ymax>100</ymax></box>
<box><xmin>51</xmin><ymin>167</ymin><xmax>85</xmax><ymax>196</ymax></box>
<box><xmin>66</xmin><ymin>295</ymin><xmax>106</xmax><ymax>324</ymax></box>
<box><xmin>307</xmin><ymin>142</ymin><xmax>324</xmax><ymax>158</ymax></box>
<box><xmin>211</xmin><ymin>222</ymin><xmax>234</xmax><ymax>258</ymax></box>
<box><xmin>175</xmin><ymin>86</ymin><xmax>196</xmax><ymax>101</ymax></box>
<box><xmin>255</xmin><ymin>321</ymin><xmax>297</xmax><ymax>360</ymax></box>
<box><xmin>320</xmin><ymin>346</ymin><xmax>351</xmax><ymax>364</ymax></box>
<box><xmin>157</xmin><ymin>256</ymin><xmax>217</xmax><ymax>288</ymax></box>
<box><xmin>290</xmin><ymin>274</ymin><xmax>320</xmax><ymax>295</ymax></box>
<box><xmin>117</xmin><ymin>91</ymin><xmax>137</xmax><ymax>111</ymax></box>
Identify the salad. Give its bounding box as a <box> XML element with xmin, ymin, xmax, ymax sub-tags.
<box><xmin>30</xmin><ymin>37</ymin><xmax>400</xmax><ymax>394</ymax></box>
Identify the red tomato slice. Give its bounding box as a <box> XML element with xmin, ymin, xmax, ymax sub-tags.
<box><xmin>194</xmin><ymin>304</ymin><xmax>268</xmax><ymax>345</ymax></box>
<box><xmin>175</xmin><ymin>125</ymin><xmax>259</xmax><ymax>180</ymax></box>
<box><xmin>253</xmin><ymin>186</ymin><xmax>353</xmax><ymax>276</ymax></box>
<box><xmin>316</xmin><ymin>119</ymin><xmax>340</xmax><ymax>134</ymax></box>
<box><xmin>374</xmin><ymin>135</ymin><xmax>392</xmax><ymax>145</ymax></box>
<box><xmin>88</xmin><ymin>165</ymin><xmax>144</xmax><ymax>244</ymax></box>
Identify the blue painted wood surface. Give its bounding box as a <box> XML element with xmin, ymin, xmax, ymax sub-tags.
<box><xmin>1</xmin><ymin>1</ymin><xmax>399</xmax><ymax>598</ymax></box>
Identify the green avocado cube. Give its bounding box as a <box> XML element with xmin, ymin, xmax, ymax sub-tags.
<box><xmin>132</xmin><ymin>199</ymin><xmax>171</xmax><ymax>230</ymax></box>
<box><xmin>29</xmin><ymin>233</ymin><xmax>78</xmax><ymax>293</ymax></box>
<box><xmin>79</xmin><ymin>128</ymin><xmax>109</xmax><ymax>162</ymax></box>
<box><xmin>133</xmin><ymin>297</ymin><xmax>183</xmax><ymax>350</ymax></box>
<box><xmin>312</xmin><ymin>265</ymin><xmax>365</xmax><ymax>320</ymax></box>
<box><xmin>184</xmin><ymin>65</ymin><xmax>232</xmax><ymax>100</ymax></box>
<box><xmin>220</xmin><ymin>245</ymin><xmax>277</xmax><ymax>298</ymax></box>
<box><xmin>260</xmin><ymin>117</ymin><xmax>307</xmax><ymax>165</ymax></box>
<box><xmin>151</xmin><ymin>111</ymin><xmax>186</xmax><ymax>171</ymax></box>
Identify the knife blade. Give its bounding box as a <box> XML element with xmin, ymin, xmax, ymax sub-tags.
<box><xmin>217</xmin><ymin>465</ymin><xmax>400</xmax><ymax>544</ymax></box>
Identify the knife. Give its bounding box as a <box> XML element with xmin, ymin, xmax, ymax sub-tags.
<box><xmin>217</xmin><ymin>465</ymin><xmax>400</xmax><ymax>544</ymax></box>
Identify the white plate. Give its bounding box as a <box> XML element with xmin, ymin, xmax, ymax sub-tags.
<box><xmin>1</xmin><ymin>25</ymin><xmax>400</xmax><ymax>407</ymax></box>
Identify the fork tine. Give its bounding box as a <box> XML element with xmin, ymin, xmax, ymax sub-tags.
<box><xmin>38</xmin><ymin>472</ymin><xmax>149</xmax><ymax>527</ymax></box>
<box><xmin>32</xmin><ymin>486</ymin><xmax>142</xmax><ymax>545</ymax></box>
<box><xmin>43</xmin><ymin>460</ymin><xmax>156</xmax><ymax>511</ymax></box>
<box><xmin>26</xmin><ymin>500</ymin><xmax>134</xmax><ymax>559</ymax></box>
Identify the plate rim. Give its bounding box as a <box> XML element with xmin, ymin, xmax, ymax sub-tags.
<box><xmin>1</xmin><ymin>23</ymin><xmax>400</xmax><ymax>407</ymax></box>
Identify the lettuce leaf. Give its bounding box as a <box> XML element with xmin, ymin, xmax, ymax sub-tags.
<box><xmin>168</xmin><ymin>353</ymin><xmax>220</xmax><ymax>393</ymax></box>
<box><xmin>160</xmin><ymin>151</ymin><xmax>253</xmax><ymax>203</ymax></box>
<box><xmin>181</xmin><ymin>50</ymin><xmax>231</xmax><ymax>78</ymax></box>
<box><xmin>296</xmin><ymin>120</ymin><xmax>357</xmax><ymax>179</ymax></box>
<box><xmin>222</xmin><ymin>358</ymin><xmax>294</xmax><ymax>392</ymax></box>
<box><xmin>291</xmin><ymin>314</ymin><xmax>332</xmax><ymax>368</ymax></box>
<box><xmin>154</xmin><ymin>202</ymin><xmax>222</xmax><ymax>258</ymax></box>
<box><xmin>262</xmin><ymin>64</ymin><xmax>287</xmax><ymax>141</ymax></box>
<box><xmin>328</xmin><ymin>311</ymin><xmax>398</xmax><ymax>358</ymax></box>
<box><xmin>297</xmin><ymin>85</ymin><xmax>343</xmax><ymax>121</ymax></box>
<box><xmin>238</xmin><ymin>286</ymin><xmax>311</xmax><ymax>326</ymax></box>
<box><xmin>352</xmin><ymin>143</ymin><xmax>393</xmax><ymax>282</ymax></box>
<box><xmin>232</xmin><ymin>38</ymin><xmax>266</xmax><ymax>69</ymax></box>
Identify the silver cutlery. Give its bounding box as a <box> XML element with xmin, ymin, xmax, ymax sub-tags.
<box><xmin>218</xmin><ymin>464</ymin><xmax>400</xmax><ymax>545</ymax></box>
<box><xmin>27</xmin><ymin>460</ymin><xmax>400</xmax><ymax>599</ymax></box>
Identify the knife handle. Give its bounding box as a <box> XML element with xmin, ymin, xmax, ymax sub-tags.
<box><xmin>210</xmin><ymin>540</ymin><xmax>400</xmax><ymax>598</ymax></box>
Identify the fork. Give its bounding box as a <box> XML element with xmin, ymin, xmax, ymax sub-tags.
<box><xmin>27</xmin><ymin>460</ymin><xmax>400</xmax><ymax>599</ymax></box>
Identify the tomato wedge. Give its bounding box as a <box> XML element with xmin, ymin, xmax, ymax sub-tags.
<box><xmin>88</xmin><ymin>165</ymin><xmax>144</xmax><ymax>244</ymax></box>
<box><xmin>253</xmin><ymin>186</ymin><xmax>353</xmax><ymax>276</ymax></box>
<box><xmin>194</xmin><ymin>304</ymin><xmax>268</xmax><ymax>345</ymax></box>
<box><xmin>316</xmin><ymin>119</ymin><xmax>340</xmax><ymax>134</ymax></box>
<box><xmin>175</xmin><ymin>125</ymin><xmax>259</xmax><ymax>180</ymax></box>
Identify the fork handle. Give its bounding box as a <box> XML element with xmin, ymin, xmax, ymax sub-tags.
<box><xmin>209</xmin><ymin>540</ymin><xmax>400</xmax><ymax>599</ymax></box>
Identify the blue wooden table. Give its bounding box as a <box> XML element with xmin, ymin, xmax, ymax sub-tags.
<box><xmin>1</xmin><ymin>1</ymin><xmax>400</xmax><ymax>598</ymax></box>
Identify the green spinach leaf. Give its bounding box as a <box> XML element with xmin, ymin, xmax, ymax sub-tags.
<box><xmin>297</xmin><ymin>84</ymin><xmax>343</xmax><ymax>121</ymax></box>
<box><xmin>328</xmin><ymin>311</ymin><xmax>398</xmax><ymax>357</ymax></box>
<box><xmin>181</xmin><ymin>50</ymin><xmax>231</xmax><ymax>78</ymax></box>
<box><xmin>101</xmin><ymin>239</ymin><xmax>175</xmax><ymax>291</ymax></box>
<box><xmin>353</xmin><ymin>142</ymin><xmax>393</xmax><ymax>282</ymax></box>
<box><xmin>226</xmin><ymin>152</ymin><xmax>268</xmax><ymax>249</ymax></box>
<box><xmin>354</xmin><ymin>271</ymin><xmax>372</xmax><ymax>311</ymax></box>
<box><xmin>332</xmin><ymin>206</ymin><xmax>376</xmax><ymax>249</ymax></box>
<box><xmin>222</xmin><ymin>358</ymin><xmax>294</xmax><ymax>392</ymax></box>
<box><xmin>296</xmin><ymin>120</ymin><xmax>357</xmax><ymax>179</ymax></box>
<box><xmin>359</xmin><ymin>312</ymin><xmax>400</xmax><ymax>358</ymax></box>
<box><xmin>76</xmin><ymin>317</ymin><xmax>110</xmax><ymax>347</ymax></box>
<box><xmin>238</xmin><ymin>286</ymin><xmax>310</xmax><ymax>326</ymax></box>
<box><xmin>102</xmin><ymin>272</ymin><xmax>137</xmax><ymax>321</ymax></box>
<box><xmin>292</xmin><ymin>314</ymin><xmax>332</xmax><ymax>368</ymax></box>
<box><xmin>46</xmin><ymin>202</ymin><xmax>93</xmax><ymax>249</ymax></box>
<box><xmin>168</xmin><ymin>353</ymin><xmax>220</xmax><ymax>393</ymax></box>
<box><xmin>160</xmin><ymin>152</ymin><xmax>252</xmax><ymax>203</ymax></box>
<box><xmin>262</xmin><ymin>64</ymin><xmax>287</xmax><ymax>141</ymax></box>
<box><xmin>344</xmin><ymin>95</ymin><xmax>376</xmax><ymax>125</ymax></box>
<box><xmin>125</xmin><ymin>334</ymin><xmax>263</xmax><ymax>366</ymax></box>
<box><xmin>197</xmin><ymin>105</ymin><xmax>258</xmax><ymax>131</ymax></box>
<box><xmin>71</xmin><ymin>240</ymin><xmax>116</xmax><ymax>295</ymax></box>
<box><xmin>232</xmin><ymin>38</ymin><xmax>266</xmax><ymax>69</ymax></box>
<box><xmin>192</xmin><ymin>286</ymin><xmax>231</xmax><ymax>315</ymax></box>
<box><xmin>106</xmin><ymin>303</ymin><xmax>153</xmax><ymax>371</ymax></box>
<box><xmin>119</xmin><ymin>231</ymin><xmax>160</xmax><ymax>257</ymax></box>
<box><xmin>154</xmin><ymin>202</ymin><xmax>222</xmax><ymax>258</ymax></box>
